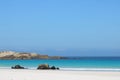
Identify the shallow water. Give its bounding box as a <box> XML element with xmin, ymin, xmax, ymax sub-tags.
<box><xmin>0</xmin><ymin>57</ymin><xmax>120</xmax><ymax>71</ymax></box>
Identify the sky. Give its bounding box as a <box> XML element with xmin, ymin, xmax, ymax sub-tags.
<box><xmin>0</xmin><ymin>0</ymin><xmax>120</xmax><ymax>56</ymax></box>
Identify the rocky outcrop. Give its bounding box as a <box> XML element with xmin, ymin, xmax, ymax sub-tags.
<box><xmin>37</xmin><ymin>64</ymin><xmax>60</xmax><ymax>70</ymax></box>
<box><xmin>37</xmin><ymin>64</ymin><xmax>50</xmax><ymax>69</ymax></box>
<box><xmin>50</xmin><ymin>66</ymin><xmax>59</xmax><ymax>70</ymax></box>
<box><xmin>11</xmin><ymin>65</ymin><xmax>25</xmax><ymax>69</ymax></box>
<box><xmin>50</xmin><ymin>66</ymin><xmax>55</xmax><ymax>69</ymax></box>
<box><xmin>0</xmin><ymin>51</ymin><xmax>64</xmax><ymax>60</ymax></box>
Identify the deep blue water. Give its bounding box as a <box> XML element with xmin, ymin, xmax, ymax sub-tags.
<box><xmin>0</xmin><ymin>57</ymin><xmax>120</xmax><ymax>71</ymax></box>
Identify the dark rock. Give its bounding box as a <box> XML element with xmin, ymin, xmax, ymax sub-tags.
<box><xmin>51</xmin><ymin>66</ymin><xmax>56</xmax><ymax>70</ymax></box>
<box><xmin>11</xmin><ymin>65</ymin><xmax>25</xmax><ymax>69</ymax></box>
<box><xmin>56</xmin><ymin>67</ymin><xmax>60</xmax><ymax>70</ymax></box>
<box><xmin>37</xmin><ymin>64</ymin><xmax>60</xmax><ymax>70</ymax></box>
<box><xmin>37</xmin><ymin>64</ymin><xmax>50</xmax><ymax>69</ymax></box>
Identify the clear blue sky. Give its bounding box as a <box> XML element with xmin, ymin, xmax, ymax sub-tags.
<box><xmin>0</xmin><ymin>0</ymin><xmax>120</xmax><ymax>56</ymax></box>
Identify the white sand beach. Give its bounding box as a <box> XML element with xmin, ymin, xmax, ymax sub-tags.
<box><xmin>0</xmin><ymin>69</ymin><xmax>120</xmax><ymax>80</ymax></box>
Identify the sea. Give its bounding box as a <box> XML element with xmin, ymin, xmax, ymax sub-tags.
<box><xmin>0</xmin><ymin>57</ymin><xmax>120</xmax><ymax>71</ymax></box>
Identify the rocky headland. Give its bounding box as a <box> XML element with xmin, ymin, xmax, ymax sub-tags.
<box><xmin>0</xmin><ymin>51</ymin><xmax>65</xmax><ymax>60</ymax></box>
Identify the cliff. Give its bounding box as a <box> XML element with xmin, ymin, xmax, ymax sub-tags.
<box><xmin>0</xmin><ymin>51</ymin><xmax>64</xmax><ymax>60</ymax></box>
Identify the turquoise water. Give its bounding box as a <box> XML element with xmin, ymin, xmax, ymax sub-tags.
<box><xmin>0</xmin><ymin>58</ymin><xmax>120</xmax><ymax>71</ymax></box>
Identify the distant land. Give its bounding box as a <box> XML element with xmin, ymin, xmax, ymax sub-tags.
<box><xmin>0</xmin><ymin>51</ymin><xmax>120</xmax><ymax>60</ymax></box>
<box><xmin>0</xmin><ymin>51</ymin><xmax>66</xmax><ymax>60</ymax></box>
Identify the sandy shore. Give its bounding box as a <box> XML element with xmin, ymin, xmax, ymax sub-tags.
<box><xmin>0</xmin><ymin>69</ymin><xmax>120</xmax><ymax>80</ymax></box>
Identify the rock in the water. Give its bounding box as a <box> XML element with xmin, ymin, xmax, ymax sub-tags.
<box><xmin>37</xmin><ymin>64</ymin><xmax>50</xmax><ymax>69</ymax></box>
<box><xmin>11</xmin><ymin>65</ymin><xmax>25</xmax><ymax>69</ymax></box>
<box><xmin>37</xmin><ymin>64</ymin><xmax>60</xmax><ymax>70</ymax></box>
<box><xmin>51</xmin><ymin>66</ymin><xmax>56</xmax><ymax>70</ymax></box>
<box><xmin>56</xmin><ymin>67</ymin><xmax>60</xmax><ymax>70</ymax></box>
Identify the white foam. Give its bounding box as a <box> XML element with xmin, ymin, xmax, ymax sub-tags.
<box><xmin>0</xmin><ymin>67</ymin><xmax>11</xmax><ymax>69</ymax></box>
<box><xmin>60</xmin><ymin>68</ymin><xmax>120</xmax><ymax>71</ymax></box>
<box><xmin>0</xmin><ymin>67</ymin><xmax>120</xmax><ymax>72</ymax></box>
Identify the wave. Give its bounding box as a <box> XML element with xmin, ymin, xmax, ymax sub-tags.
<box><xmin>0</xmin><ymin>67</ymin><xmax>120</xmax><ymax>72</ymax></box>
<box><xmin>0</xmin><ymin>67</ymin><xmax>11</xmax><ymax>69</ymax></box>
<box><xmin>60</xmin><ymin>68</ymin><xmax>120</xmax><ymax>72</ymax></box>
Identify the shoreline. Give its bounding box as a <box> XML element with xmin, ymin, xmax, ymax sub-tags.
<box><xmin>0</xmin><ymin>69</ymin><xmax>120</xmax><ymax>80</ymax></box>
<box><xmin>0</xmin><ymin>67</ymin><xmax>120</xmax><ymax>72</ymax></box>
